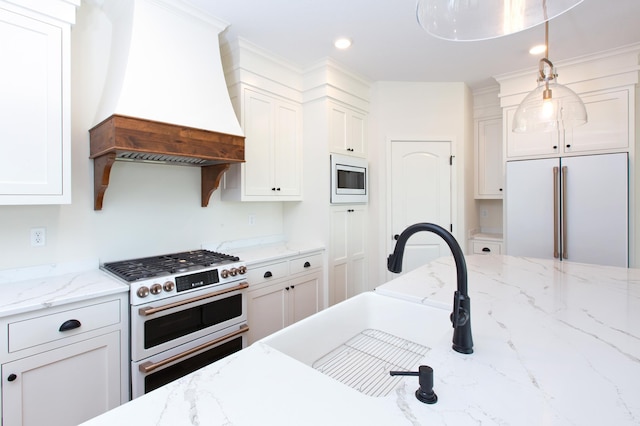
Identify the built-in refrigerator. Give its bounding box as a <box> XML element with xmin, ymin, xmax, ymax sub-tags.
<box><xmin>505</xmin><ymin>152</ymin><xmax>628</xmax><ymax>267</ymax></box>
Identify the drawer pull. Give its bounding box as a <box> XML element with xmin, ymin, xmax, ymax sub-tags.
<box><xmin>304</xmin><ymin>261</ymin><xmax>311</xmax><ymax>268</ymax></box>
<box><xmin>264</xmin><ymin>271</ymin><xmax>273</xmax><ymax>278</ymax></box>
<box><xmin>59</xmin><ymin>319</ymin><xmax>82</xmax><ymax>332</ymax></box>
<box><xmin>482</xmin><ymin>247</ymin><xmax>491</xmax><ymax>253</ymax></box>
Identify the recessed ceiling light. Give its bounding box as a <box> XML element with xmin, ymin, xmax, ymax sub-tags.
<box><xmin>529</xmin><ymin>44</ymin><xmax>547</xmax><ymax>55</ymax></box>
<box><xmin>334</xmin><ymin>38</ymin><xmax>352</xmax><ymax>50</ymax></box>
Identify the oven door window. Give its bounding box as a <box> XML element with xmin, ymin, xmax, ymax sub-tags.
<box><xmin>144</xmin><ymin>294</ymin><xmax>242</xmax><ymax>349</ymax></box>
<box><xmin>144</xmin><ymin>336</ymin><xmax>243</xmax><ymax>393</ymax></box>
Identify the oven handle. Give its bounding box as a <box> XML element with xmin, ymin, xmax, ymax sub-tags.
<box><xmin>138</xmin><ymin>282</ymin><xmax>249</xmax><ymax>317</ymax></box>
<box><xmin>138</xmin><ymin>324</ymin><xmax>249</xmax><ymax>374</ymax></box>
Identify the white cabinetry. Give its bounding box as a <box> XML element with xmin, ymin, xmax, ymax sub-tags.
<box><xmin>1</xmin><ymin>293</ymin><xmax>128</xmax><ymax>426</ymax></box>
<box><xmin>469</xmin><ymin>236</ymin><xmax>503</xmax><ymax>255</ymax></box>
<box><xmin>328</xmin><ymin>101</ymin><xmax>367</xmax><ymax>157</ymax></box>
<box><xmin>0</xmin><ymin>1</ymin><xmax>78</xmax><ymax>205</ymax></box>
<box><xmin>505</xmin><ymin>88</ymin><xmax>630</xmax><ymax>159</ymax></box>
<box><xmin>247</xmin><ymin>251</ymin><xmax>323</xmax><ymax>344</ymax></box>
<box><xmin>222</xmin><ymin>86</ymin><xmax>302</xmax><ymax>201</ymax></box>
<box><xmin>474</xmin><ymin>116</ymin><xmax>503</xmax><ymax>198</ymax></box>
<box><xmin>330</xmin><ymin>205</ymin><xmax>366</xmax><ymax>305</ymax></box>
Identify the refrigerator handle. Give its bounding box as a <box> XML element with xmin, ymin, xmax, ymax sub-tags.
<box><xmin>553</xmin><ymin>167</ymin><xmax>560</xmax><ymax>259</ymax></box>
<box><xmin>561</xmin><ymin>166</ymin><xmax>568</xmax><ymax>259</ymax></box>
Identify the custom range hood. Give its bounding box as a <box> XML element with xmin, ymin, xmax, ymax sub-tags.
<box><xmin>88</xmin><ymin>0</ymin><xmax>244</xmax><ymax>210</ymax></box>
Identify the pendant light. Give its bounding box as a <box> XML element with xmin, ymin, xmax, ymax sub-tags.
<box><xmin>511</xmin><ymin>20</ymin><xmax>587</xmax><ymax>133</ymax></box>
<box><xmin>416</xmin><ymin>0</ymin><xmax>584</xmax><ymax>41</ymax></box>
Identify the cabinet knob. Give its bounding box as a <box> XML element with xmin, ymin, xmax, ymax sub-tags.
<box><xmin>7</xmin><ymin>373</ymin><xmax>17</xmax><ymax>382</ymax></box>
<box><xmin>264</xmin><ymin>271</ymin><xmax>273</xmax><ymax>278</ymax></box>
<box><xmin>553</xmin><ymin>145</ymin><xmax>558</xmax><ymax>149</ymax></box>
<box><xmin>59</xmin><ymin>319</ymin><xmax>81</xmax><ymax>332</ymax></box>
<box><xmin>394</xmin><ymin>234</ymin><xmax>400</xmax><ymax>240</ymax></box>
<box><xmin>304</xmin><ymin>261</ymin><xmax>311</xmax><ymax>268</ymax></box>
<box><xmin>271</xmin><ymin>187</ymin><xmax>276</xmax><ymax>191</ymax></box>
<box><xmin>482</xmin><ymin>247</ymin><xmax>491</xmax><ymax>253</ymax></box>
<box><xmin>566</xmin><ymin>144</ymin><xmax>571</xmax><ymax>148</ymax></box>
<box><xmin>291</xmin><ymin>285</ymin><xmax>295</xmax><ymax>289</ymax></box>
<box><xmin>499</xmin><ymin>188</ymin><xmax>503</xmax><ymax>192</ymax></box>
<box><xmin>347</xmin><ymin>209</ymin><xmax>354</xmax><ymax>213</ymax></box>
<box><xmin>285</xmin><ymin>286</ymin><xmax>290</xmax><ymax>291</ymax></box>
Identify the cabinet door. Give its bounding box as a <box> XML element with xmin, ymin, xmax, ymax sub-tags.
<box><xmin>505</xmin><ymin>107</ymin><xmax>560</xmax><ymax>159</ymax></box>
<box><xmin>329</xmin><ymin>206</ymin><xmax>367</xmax><ymax>305</ymax></box>
<box><xmin>247</xmin><ymin>284</ymin><xmax>287</xmax><ymax>344</ymax></box>
<box><xmin>475</xmin><ymin>117</ymin><xmax>504</xmax><ymax>198</ymax></box>
<box><xmin>273</xmin><ymin>101</ymin><xmax>302</xmax><ymax>196</ymax></box>
<box><xmin>243</xmin><ymin>88</ymin><xmax>275</xmax><ymax>195</ymax></box>
<box><xmin>0</xmin><ymin>7</ymin><xmax>69</xmax><ymax>204</ymax></box>
<box><xmin>288</xmin><ymin>273</ymin><xmax>320</xmax><ymax>324</ymax></box>
<box><xmin>565</xmin><ymin>89</ymin><xmax>629</xmax><ymax>154</ymax></box>
<box><xmin>2</xmin><ymin>332</ymin><xmax>120</xmax><ymax>426</ymax></box>
<box><xmin>329</xmin><ymin>102</ymin><xmax>367</xmax><ymax>157</ymax></box>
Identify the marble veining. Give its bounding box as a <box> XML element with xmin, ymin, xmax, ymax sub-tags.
<box><xmin>80</xmin><ymin>255</ymin><xmax>640</xmax><ymax>425</ymax></box>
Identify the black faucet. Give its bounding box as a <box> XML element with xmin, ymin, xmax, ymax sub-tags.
<box><xmin>387</xmin><ymin>223</ymin><xmax>473</xmax><ymax>354</ymax></box>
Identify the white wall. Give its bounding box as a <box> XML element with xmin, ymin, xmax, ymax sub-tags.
<box><xmin>367</xmin><ymin>81</ymin><xmax>474</xmax><ymax>287</ymax></box>
<box><xmin>0</xmin><ymin>3</ymin><xmax>284</xmax><ymax>271</ymax></box>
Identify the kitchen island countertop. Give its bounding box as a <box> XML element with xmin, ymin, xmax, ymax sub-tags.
<box><xmin>80</xmin><ymin>255</ymin><xmax>640</xmax><ymax>425</ymax></box>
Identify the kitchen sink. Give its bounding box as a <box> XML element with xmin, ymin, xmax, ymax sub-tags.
<box><xmin>261</xmin><ymin>291</ymin><xmax>452</xmax><ymax>396</ymax></box>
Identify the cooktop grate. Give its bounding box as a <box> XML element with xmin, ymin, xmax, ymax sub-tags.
<box><xmin>102</xmin><ymin>249</ymin><xmax>240</xmax><ymax>282</ymax></box>
<box><xmin>312</xmin><ymin>329</ymin><xmax>430</xmax><ymax>397</ymax></box>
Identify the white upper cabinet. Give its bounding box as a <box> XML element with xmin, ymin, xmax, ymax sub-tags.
<box><xmin>0</xmin><ymin>1</ymin><xmax>78</xmax><ymax>204</ymax></box>
<box><xmin>328</xmin><ymin>101</ymin><xmax>367</xmax><ymax>157</ymax></box>
<box><xmin>474</xmin><ymin>116</ymin><xmax>503</xmax><ymax>198</ymax></box>
<box><xmin>222</xmin><ymin>86</ymin><xmax>302</xmax><ymax>201</ymax></box>
<box><xmin>505</xmin><ymin>88</ymin><xmax>631</xmax><ymax>160</ymax></box>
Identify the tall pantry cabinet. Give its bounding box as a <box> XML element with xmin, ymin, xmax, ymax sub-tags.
<box><xmin>496</xmin><ymin>46</ymin><xmax>638</xmax><ymax>267</ymax></box>
<box><xmin>303</xmin><ymin>60</ymin><xmax>371</xmax><ymax>306</ymax></box>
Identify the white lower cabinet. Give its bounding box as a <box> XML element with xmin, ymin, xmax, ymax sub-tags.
<box><xmin>247</xmin><ymin>251</ymin><xmax>323</xmax><ymax>344</ymax></box>
<box><xmin>1</xmin><ymin>293</ymin><xmax>128</xmax><ymax>426</ymax></box>
<box><xmin>330</xmin><ymin>205</ymin><xmax>367</xmax><ymax>305</ymax></box>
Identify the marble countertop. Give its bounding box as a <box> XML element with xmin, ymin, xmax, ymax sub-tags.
<box><xmin>0</xmin><ymin>260</ymin><xmax>128</xmax><ymax>318</ymax></box>
<box><xmin>80</xmin><ymin>255</ymin><xmax>640</xmax><ymax>425</ymax></box>
<box><xmin>202</xmin><ymin>235</ymin><xmax>325</xmax><ymax>265</ymax></box>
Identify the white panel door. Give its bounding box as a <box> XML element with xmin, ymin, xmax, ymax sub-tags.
<box><xmin>562</xmin><ymin>153</ymin><xmax>628</xmax><ymax>267</ymax></box>
<box><xmin>389</xmin><ymin>140</ymin><xmax>452</xmax><ymax>275</ymax></box>
<box><xmin>505</xmin><ymin>158</ymin><xmax>558</xmax><ymax>259</ymax></box>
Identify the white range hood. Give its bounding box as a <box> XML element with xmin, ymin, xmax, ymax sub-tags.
<box><xmin>88</xmin><ymin>0</ymin><xmax>245</xmax><ymax>210</ymax></box>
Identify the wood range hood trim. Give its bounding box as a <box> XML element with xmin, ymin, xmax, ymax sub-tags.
<box><xmin>89</xmin><ymin>114</ymin><xmax>245</xmax><ymax>210</ymax></box>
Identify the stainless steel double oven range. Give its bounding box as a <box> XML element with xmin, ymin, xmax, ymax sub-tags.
<box><xmin>102</xmin><ymin>250</ymin><xmax>249</xmax><ymax>398</ymax></box>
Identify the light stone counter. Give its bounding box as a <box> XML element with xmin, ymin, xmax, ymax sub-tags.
<box><xmin>0</xmin><ymin>260</ymin><xmax>128</xmax><ymax>318</ymax></box>
<box><xmin>80</xmin><ymin>255</ymin><xmax>640</xmax><ymax>425</ymax></box>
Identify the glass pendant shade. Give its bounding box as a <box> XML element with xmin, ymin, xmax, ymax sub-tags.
<box><xmin>416</xmin><ymin>0</ymin><xmax>584</xmax><ymax>41</ymax></box>
<box><xmin>512</xmin><ymin>79</ymin><xmax>587</xmax><ymax>133</ymax></box>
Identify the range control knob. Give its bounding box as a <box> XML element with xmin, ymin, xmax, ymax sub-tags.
<box><xmin>163</xmin><ymin>281</ymin><xmax>175</xmax><ymax>292</ymax></box>
<box><xmin>238</xmin><ymin>265</ymin><xmax>247</xmax><ymax>275</ymax></box>
<box><xmin>137</xmin><ymin>286</ymin><xmax>150</xmax><ymax>298</ymax></box>
<box><xmin>229</xmin><ymin>268</ymin><xmax>238</xmax><ymax>276</ymax></box>
<box><xmin>150</xmin><ymin>283</ymin><xmax>163</xmax><ymax>295</ymax></box>
<box><xmin>221</xmin><ymin>269</ymin><xmax>230</xmax><ymax>279</ymax></box>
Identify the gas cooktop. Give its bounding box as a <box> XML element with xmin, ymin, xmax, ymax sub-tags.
<box><xmin>102</xmin><ymin>249</ymin><xmax>240</xmax><ymax>283</ymax></box>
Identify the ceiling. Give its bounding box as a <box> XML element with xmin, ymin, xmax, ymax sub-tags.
<box><xmin>188</xmin><ymin>0</ymin><xmax>640</xmax><ymax>90</ymax></box>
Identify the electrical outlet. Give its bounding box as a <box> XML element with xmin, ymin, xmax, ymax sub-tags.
<box><xmin>480</xmin><ymin>209</ymin><xmax>489</xmax><ymax>218</ymax></box>
<box><xmin>248</xmin><ymin>214</ymin><xmax>256</xmax><ymax>226</ymax></box>
<box><xmin>30</xmin><ymin>228</ymin><xmax>46</xmax><ymax>247</ymax></box>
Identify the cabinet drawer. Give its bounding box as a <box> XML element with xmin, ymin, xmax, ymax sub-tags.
<box><xmin>472</xmin><ymin>241</ymin><xmax>502</xmax><ymax>255</ymax></box>
<box><xmin>290</xmin><ymin>253</ymin><xmax>323</xmax><ymax>275</ymax></box>
<box><xmin>8</xmin><ymin>300</ymin><xmax>121</xmax><ymax>353</ymax></box>
<box><xmin>247</xmin><ymin>261</ymin><xmax>288</xmax><ymax>286</ymax></box>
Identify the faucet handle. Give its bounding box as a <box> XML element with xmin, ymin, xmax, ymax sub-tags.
<box><xmin>451</xmin><ymin>290</ymin><xmax>469</xmax><ymax>327</ymax></box>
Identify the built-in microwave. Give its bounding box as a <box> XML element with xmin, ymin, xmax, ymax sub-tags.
<box><xmin>330</xmin><ymin>154</ymin><xmax>368</xmax><ymax>204</ymax></box>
